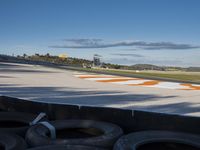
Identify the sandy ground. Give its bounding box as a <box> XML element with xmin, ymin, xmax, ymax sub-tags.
<box><xmin>0</xmin><ymin>62</ymin><xmax>200</xmax><ymax>116</ymax></box>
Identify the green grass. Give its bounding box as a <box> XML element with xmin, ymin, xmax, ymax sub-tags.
<box><xmin>132</xmin><ymin>72</ymin><xmax>200</xmax><ymax>83</ymax></box>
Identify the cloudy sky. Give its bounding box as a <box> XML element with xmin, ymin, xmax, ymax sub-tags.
<box><xmin>0</xmin><ymin>0</ymin><xmax>200</xmax><ymax>67</ymax></box>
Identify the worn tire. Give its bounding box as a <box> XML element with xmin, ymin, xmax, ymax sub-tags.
<box><xmin>26</xmin><ymin>120</ymin><xmax>123</xmax><ymax>148</ymax></box>
<box><xmin>0</xmin><ymin>112</ymin><xmax>47</xmax><ymax>136</ymax></box>
<box><xmin>26</xmin><ymin>145</ymin><xmax>108</xmax><ymax>150</ymax></box>
<box><xmin>114</xmin><ymin>130</ymin><xmax>200</xmax><ymax>150</ymax></box>
<box><xmin>0</xmin><ymin>132</ymin><xmax>27</xmax><ymax>150</ymax></box>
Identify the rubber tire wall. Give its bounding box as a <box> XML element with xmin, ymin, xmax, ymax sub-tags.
<box><xmin>26</xmin><ymin>145</ymin><xmax>108</xmax><ymax>150</ymax></box>
<box><xmin>26</xmin><ymin>120</ymin><xmax>123</xmax><ymax>148</ymax></box>
<box><xmin>114</xmin><ymin>130</ymin><xmax>200</xmax><ymax>150</ymax></box>
<box><xmin>0</xmin><ymin>133</ymin><xmax>27</xmax><ymax>150</ymax></box>
<box><xmin>0</xmin><ymin>112</ymin><xmax>47</xmax><ymax>136</ymax></box>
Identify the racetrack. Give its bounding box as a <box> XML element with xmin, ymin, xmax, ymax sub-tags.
<box><xmin>0</xmin><ymin>62</ymin><xmax>200</xmax><ymax>116</ymax></box>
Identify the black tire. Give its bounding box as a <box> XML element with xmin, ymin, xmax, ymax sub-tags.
<box><xmin>26</xmin><ymin>145</ymin><xmax>108</xmax><ymax>150</ymax></box>
<box><xmin>114</xmin><ymin>130</ymin><xmax>200</xmax><ymax>150</ymax></box>
<box><xmin>26</xmin><ymin>120</ymin><xmax>123</xmax><ymax>148</ymax></box>
<box><xmin>0</xmin><ymin>132</ymin><xmax>27</xmax><ymax>150</ymax></box>
<box><xmin>0</xmin><ymin>112</ymin><xmax>47</xmax><ymax>136</ymax></box>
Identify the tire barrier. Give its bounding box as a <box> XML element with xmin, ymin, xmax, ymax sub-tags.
<box><xmin>114</xmin><ymin>130</ymin><xmax>200</xmax><ymax>150</ymax></box>
<box><xmin>0</xmin><ymin>112</ymin><xmax>47</xmax><ymax>136</ymax></box>
<box><xmin>26</xmin><ymin>120</ymin><xmax>123</xmax><ymax>148</ymax></box>
<box><xmin>26</xmin><ymin>145</ymin><xmax>108</xmax><ymax>150</ymax></box>
<box><xmin>0</xmin><ymin>132</ymin><xmax>27</xmax><ymax>150</ymax></box>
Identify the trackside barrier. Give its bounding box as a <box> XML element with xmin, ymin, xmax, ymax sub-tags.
<box><xmin>0</xmin><ymin>96</ymin><xmax>200</xmax><ymax>135</ymax></box>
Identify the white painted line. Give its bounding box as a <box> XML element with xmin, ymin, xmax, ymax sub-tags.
<box><xmin>112</xmin><ymin>79</ymin><xmax>151</xmax><ymax>85</ymax></box>
<box><xmin>75</xmin><ymin>74</ymin><xmax>116</xmax><ymax>78</ymax></box>
<box><xmin>84</xmin><ymin>77</ymin><xmax>132</xmax><ymax>81</ymax></box>
<box><xmin>147</xmin><ymin>82</ymin><xmax>187</xmax><ymax>89</ymax></box>
<box><xmin>191</xmin><ymin>84</ymin><xmax>200</xmax><ymax>86</ymax></box>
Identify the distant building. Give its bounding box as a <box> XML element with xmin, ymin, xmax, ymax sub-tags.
<box><xmin>93</xmin><ymin>54</ymin><xmax>101</xmax><ymax>67</ymax></box>
<box><xmin>59</xmin><ymin>54</ymin><xmax>68</xmax><ymax>60</ymax></box>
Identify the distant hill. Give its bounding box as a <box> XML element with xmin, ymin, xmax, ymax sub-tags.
<box><xmin>128</xmin><ymin>64</ymin><xmax>200</xmax><ymax>72</ymax></box>
<box><xmin>0</xmin><ymin>54</ymin><xmax>199</xmax><ymax>72</ymax></box>
<box><xmin>186</xmin><ymin>67</ymin><xmax>200</xmax><ymax>72</ymax></box>
<box><xmin>129</xmin><ymin>64</ymin><xmax>165</xmax><ymax>71</ymax></box>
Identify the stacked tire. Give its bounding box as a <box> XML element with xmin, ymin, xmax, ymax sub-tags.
<box><xmin>26</xmin><ymin>120</ymin><xmax>123</xmax><ymax>149</ymax></box>
<box><xmin>0</xmin><ymin>133</ymin><xmax>27</xmax><ymax>150</ymax></box>
<box><xmin>2</xmin><ymin>111</ymin><xmax>200</xmax><ymax>150</ymax></box>
<box><xmin>27</xmin><ymin>145</ymin><xmax>108</xmax><ymax>150</ymax></box>
<box><xmin>0</xmin><ymin>111</ymin><xmax>47</xmax><ymax>150</ymax></box>
<box><xmin>0</xmin><ymin>112</ymin><xmax>47</xmax><ymax>136</ymax></box>
<box><xmin>114</xmin><ymin>130</ymin><xmax>200</xmax><ymax>150</ymax></box>
<box><xmin>0</xmin><ymin>111</ymin><xmax>124</xmax><ymax>149</ymax></box>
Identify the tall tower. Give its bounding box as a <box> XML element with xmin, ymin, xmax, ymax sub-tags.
<box><xmin>93</xmin><ymin>54</ymin><xmax>101</xmax><ymax>67</ymax></box>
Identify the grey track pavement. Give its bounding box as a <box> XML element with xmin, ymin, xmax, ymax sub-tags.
<box><xmin>0</xmin><ymin>62</ymin><xmax>200</xmax><ymax>116</ymax></box>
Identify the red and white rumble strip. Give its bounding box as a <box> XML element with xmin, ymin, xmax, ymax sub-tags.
<box><xmin>74</xmin><ymin>73</ymin><xmax>200</xmax><ymax>90</ymax></box>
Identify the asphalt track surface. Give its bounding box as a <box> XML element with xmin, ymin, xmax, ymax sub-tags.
<box><xmin>0</xmin><ymin>62</ymin><xmax>200</xmax><ymax>116</ymax></box>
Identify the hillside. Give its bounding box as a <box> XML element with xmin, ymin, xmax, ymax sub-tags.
<box><xmin>0</xmin><ymin>54</ymin><xmax>199</xmax><ymax>72</ymax></box>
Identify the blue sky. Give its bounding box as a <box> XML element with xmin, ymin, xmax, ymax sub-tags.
<box><xmin>0</xmin><ymin>0</ymin><xmax>200</xmax><ymax>67</ymax></box>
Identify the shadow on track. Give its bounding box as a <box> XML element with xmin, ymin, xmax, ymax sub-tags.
<box><xmin>1</xmin><ymin>84</ymin><xmax>199</xmax><ymax>115</ymax></box>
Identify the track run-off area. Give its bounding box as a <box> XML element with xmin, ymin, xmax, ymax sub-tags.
<box><xmin>0</xmin><ymin>62</ymin><xmax>200</xmax><ymax>116</ymax></box>
<box><xmin>74</xmin><ymin>73</ymin><xmax>200</xmax><ymax>91</ymax></box>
